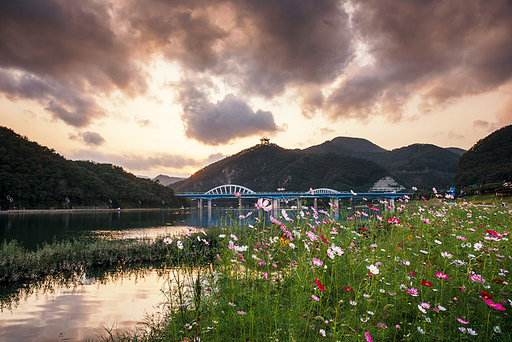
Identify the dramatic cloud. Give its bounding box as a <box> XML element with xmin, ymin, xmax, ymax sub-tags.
<box><xmin>179</xmin><ymin>81</ymin><xmax>282</xmax><ymax>145</ymax></box>
<box><xmin>0</xmin><ymin>0</ymin><xmax>146</xmax><ymax>127</ymax></box>
<box><xmin>317</xmin><ymin>0</ymin><xmax>512</xmax><ymax>121</ymax></box>
<box><xmin>2</xmin><ymin>0</ymin><xmax>512</xmax><ymax>144</ymax></box>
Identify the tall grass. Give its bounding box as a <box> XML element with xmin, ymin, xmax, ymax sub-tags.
<box><xmin>158</xmin><ymin>198</ymin><xmax>511</xmax><ymax>341</ymax></box>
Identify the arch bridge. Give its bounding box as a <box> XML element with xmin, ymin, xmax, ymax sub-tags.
<box><xmin>176</xmin><ymin>184</ymin><xmax>408</xmax><ymax>213</ymax></box>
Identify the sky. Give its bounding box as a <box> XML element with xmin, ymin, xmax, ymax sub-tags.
<box><xmin>1</xmin><ymin>0</ymin><xmax>512</xmax><ymax>179</ymax></box>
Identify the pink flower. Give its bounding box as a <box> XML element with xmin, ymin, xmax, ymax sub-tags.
<box><xmin>482</xmin><ymin>297</ymin><xmax>506</xmax><ymax>310</ymax></box>
<box><xmin>457</xmin><ymin>317</ymin><xmax>469</xmax><ymax>324</ymax></box>
<box><xmin>311</xmin><ymin>294</ymin><xmax>320</xmax><ymax>301</ymax></box>
<box><xmin>486</xmin><ymin>230</ymin><xmax>502</xmax><ymax>239</ymax></box>
<box><xmin>407</xmin><ymin>287</ymin><xmax>419</xmax><ymax>296</ymax></box>
<box><xmin>435</xmin><ymin>271</ymin><xmax>450</xmax><ymax>280</ymax></box>
<box><xmin>237</xmin><ymin>311</ymin><xmax>247</xmax><ymax>315</ymax></box>
<box><xmin>255</xmin><ymin>198</ymin><xmax>272</xmax><ymax>211</ymax></box>
<box><xmin>364</xmin><ymin>331</ymin><xmax>373</xmax><ymax>342</ymax></box>
<box><xmin>376</xmin><ymin>323</ymin><xmax>387</xmax><ymax>329</ymax></box>
<box><xmin>312</xmin><ymin>258</ymin><xmax>323</xmax><ymax>267</ymax></box>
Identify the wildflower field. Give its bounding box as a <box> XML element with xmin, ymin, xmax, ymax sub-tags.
<box><xmin>162</xmin><ymin>197</ymin><xmax>511</xmax><ymax>341</ymax></box>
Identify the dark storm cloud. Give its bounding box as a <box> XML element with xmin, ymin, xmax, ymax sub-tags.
<box><xmin>124</xmin><ymin>0</ymin><xmax>353</xmax><ymax>96</ymax></box>
<box><xmin>178</xmin><ymin>81</ymin><xmax>282</xmax><ymax>145</ymax></box>
<box><xmin>319</xmin><ymin>0</ymin><xmax>512</xmax><ymax>121</ymax></box>
<box><xmin>0</xmin><ymin>0</ymin><xmax>146</xmax><ymax>127</ymax></box>
<box><xmin>3</xmin><ymin>0</ymin><xmax>512</xmax><ymax>137</ymax></box>
<box><xmin>0</xmin><ymin>69</ymin><xmax>104</xmax><ymax>126</ymax></box>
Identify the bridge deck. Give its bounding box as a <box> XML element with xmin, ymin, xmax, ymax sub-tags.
<box><xmin>176</xmin><ymin>192</ymin><xmax>410</xmax><ymax>200</ymax></box>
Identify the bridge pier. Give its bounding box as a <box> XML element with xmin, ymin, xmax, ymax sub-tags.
<box><xmin>314</xmin><ymin>198</ymin><xmax>317</xmax><ymax>210</ymax></box>
<box><xmin>208</xmin><ymin>199</ymin><xmax>212</xmax><ymax>223</ymax></box>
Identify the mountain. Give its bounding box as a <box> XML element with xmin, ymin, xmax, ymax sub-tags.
<box><xmin>0</xmin><ymin>126</ymin><xmax>184</xmax><ymax>209</ymax></box>
<box><xmin>303</xmin><ymin>138</ymin><xmax>461</xmax><ymax>190</ymax></box>
<box><xmin>153</xmin><ymin>174</ymin><xmax>186</xmax><ymax>187</ymax></box>
<box><xmin>303</xmin><ymin>136</ymin><xmax>387</xmax><ymax>156</ymax></box>
<box><xmin>446</xmin><ymin>147</ymin><xmax>466</xmax><ymax>156</ymax></box>
<box><xmin>453</xmin><ymin>124</ymin><xmax>512</xmax><ymax>188</ymax></box>
<box><xmin>173</xmin><ymin>144</ymin><xmax>390</xmax><ymax>193</ymax></box>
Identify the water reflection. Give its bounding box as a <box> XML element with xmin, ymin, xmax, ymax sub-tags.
<box><xmin>0</xmin><ymin>263</ymin><xmax>170</xmax><ymax>342</ymax></box>
<box><xmin>0</xmin><ymin>209</ymin><xmax>245</xmax><ymax>251</ymax></box>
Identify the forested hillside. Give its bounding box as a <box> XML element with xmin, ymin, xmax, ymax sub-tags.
<box><xmin>0</xmin><ymin>127</ymin><xmax>183</xmax><ymax>209</ymax></box>
<box><xmin>174</xmin><ymin>144</ymin><xmax>390</xmax><ymax>193</ymax></box>
<box><xmin>453</xmin><ymin>124</ymin><xmax>512</xmax><ymax>188</ymax></box>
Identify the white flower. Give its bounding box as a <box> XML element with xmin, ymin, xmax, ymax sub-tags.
<box><xmin>367</xmin><ymin>264</ymin><xmax>380</xmax><ymax>274</ymax></box>
<box><xmin>474</xmin><ymin>242</ymin><xmax>484</xmax><ymax>251</ymax></box>
<box><xmin>177</xmin><ymin>240</ymin><xmax>184</xmax><ymax>249</ymax></box>
<box><xmin>434</xmin><ymin>240</ymin><xmax>442</xmax><ymax>245</ymax></box>
<box><xmin>319</xmin><ymin>329</ymin><xmax>326</xmax><ymax>337</ymax></box>
<box><xmin>163</xmin><ymin>237</ymin><xmax>172</xmax><ymax>245</ymax></box>
<box><xmin>467</xmin><ymin>328</ymin><xmax>477</xmax><ymax>336</ymax></box>
<box><xmin>289</xmin><ymin>243</ymin><xmax>296</xmax><ymax>249</ymax></box>
<box><xmin>418</xmin><ymin>305</ymin><xmax>426</xmax><ymax>314</ymax></box>
<box><xmin>417</xmin><ymin>327</ymin><xmax>425</xmax><ymax>334</ymax></box>
<box><xmin>493</xmin><ymin>326</ymin><xmax>501</xmax><ymax>334</ymax></box>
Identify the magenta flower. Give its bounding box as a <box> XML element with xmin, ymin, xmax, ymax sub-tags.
<box><xmin>457</xmin><ymin>317</ymin><xmax>469</xmax><ymax>324</ymax></box>
<box><xmin>435</xmin><ymin>271</ymin><xmax>450</xmax><ymax>280</ymax></box>
<box><xmin>482</xmin><ymin>297</ymin><xmax>506</xmax><ymax>311</ymax></box>
<box><xmin>407</xmin><ymin>287</ymin><xmax>419</xmax><ymax>296</ymax></box>
<box><xmin>364</xmin><ymin>331</ymin><xmax>373</xmax><ymax>342</ymax></box>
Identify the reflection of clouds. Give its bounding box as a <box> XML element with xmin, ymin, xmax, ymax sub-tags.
<box><xmin>0</xmin><ymin>268</ymin><xmax>169</xmax><ymax>342</ymax></box>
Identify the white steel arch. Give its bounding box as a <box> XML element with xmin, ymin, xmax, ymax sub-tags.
<box><xmin>311</xmin><ymin>188</ymin><xmax>340</xmax><ymax>194</ymax></box>
<box><xmin>205</xmin><ymin>184</ymin><xmax>256</xmax><ymax>195</ymax></box>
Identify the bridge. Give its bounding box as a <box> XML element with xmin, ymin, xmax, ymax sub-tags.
<box><xmin>176</xmin><ymin>184</ymin><xmax>409</xmax><ymax>213</ymax></box>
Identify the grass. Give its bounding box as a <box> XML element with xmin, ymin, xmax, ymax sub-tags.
<box><xmin>150</xmin><ymin>197</ymin><xmax>512</xmax><ymax>342</ymax></box>
<box><xmin>0</xmin><ymin>232</ymin><xmax>219</xmax><ymax>284</ymax></box>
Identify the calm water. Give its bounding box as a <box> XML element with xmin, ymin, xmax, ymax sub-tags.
<box><xmin>0</xmin><ymin>208</ymin><xmax>243</xmax><ymax>250</ymax></box>
<box><xmin>0</xmin><ymin>208</ymin><xmax>242</xmax><ymax>342</ymax></box>
<box><xmin>0</xmin><ymin>264</ymin><xmax>172</xmax><ymax>342</ymax></box>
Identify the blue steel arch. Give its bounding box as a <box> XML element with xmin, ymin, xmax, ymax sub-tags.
<box><xmin>205</xmin><ymin>184</ymin><xmax>256</xmax><ymax>195</ymax></box>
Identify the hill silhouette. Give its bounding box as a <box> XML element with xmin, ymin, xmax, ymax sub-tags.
<box><xmin>453</xmin><ymin>124</ymin><xmax>512</xmax><ymax>188</ymax></box>
<box><xmin>0</xmin><ymin>126</ymin><xmax>183</xmax><ymax>209</ymax></box>
<box><xmin>174</xmin><ymin>144</ymin><xmax>391</xmax><ymax>193</ymax></box>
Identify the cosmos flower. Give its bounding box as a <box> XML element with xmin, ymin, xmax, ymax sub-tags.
<box><xmin>315</xmin><ymin>278</ymin><xmax>326</xmax><ymax>292</ymax></box>
<box><xmin>482</xmin><ymin>297</ymin><xmax>506</xmax><ymax>310</ymax></box>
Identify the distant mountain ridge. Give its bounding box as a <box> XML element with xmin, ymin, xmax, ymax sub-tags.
<box><xmin>304</xmin><ymin>136</ymin><xmax>387</xmax><ymax>155</ymax></box>
<box><xmin>153</xmin><ymin>174</ymin><xmax>186</xmax><ymax>186</ymax></box>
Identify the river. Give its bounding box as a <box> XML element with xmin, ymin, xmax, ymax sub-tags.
<box><xmin>0</xmin><ymin>208</ymin><xmax>243</xmax><ymax>342</ymax></box>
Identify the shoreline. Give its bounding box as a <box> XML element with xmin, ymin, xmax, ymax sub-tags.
<box><xmin>0</xmin><ymin>207</ymin><xmax>189</xmax><ymax>214</ymax></box>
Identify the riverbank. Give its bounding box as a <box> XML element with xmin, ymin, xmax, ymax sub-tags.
<box><xmin>0</xmin><ymin>229</ymin><xmax>219</xmax><ymax>284</ymax></box>
<box><xmin>0</xmin><ymin>207</ymin><xmax>190</xmax><ymax>214</ymax></box>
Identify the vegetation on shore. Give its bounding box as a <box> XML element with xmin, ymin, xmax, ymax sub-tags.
<box><xmin>0</xmin><ymin>232</ymin><xmax>218</xmax><ymax>284</ymax></box>
<box><xmin>127</xmin><ymin>197</ymin><xmax>511</xmax><ymax>341</ymax></box>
